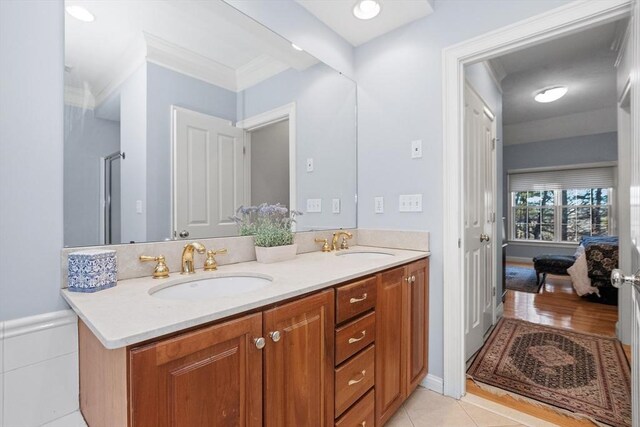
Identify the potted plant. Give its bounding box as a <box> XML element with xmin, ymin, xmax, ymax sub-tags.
<box><xmin>232</xmin><ymin>203</ymin><xmax>301</xmax><ymax>263</ymax></box>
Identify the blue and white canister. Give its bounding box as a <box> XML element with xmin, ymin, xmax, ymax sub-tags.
<box><xmin>68</xmin><ymin>249</ymin><xmax>117</xmax><ymax>292</ymax></box>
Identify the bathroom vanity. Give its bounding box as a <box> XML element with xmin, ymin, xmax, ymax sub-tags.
<box><xmin>64</xmin><ymin>248</ymin><xmax>429</xmax><ymax>426</ymax></box>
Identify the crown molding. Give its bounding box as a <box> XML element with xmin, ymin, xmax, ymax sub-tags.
<box><xmin>64</xmin><ymin>85</ymin><xmax>95</xmax><ymax>110</ymax></box>
<box><xmin>236</xmin><ymin>54</ymin><xmax>289</xmax><ymax>91</ymax></box>
<box><xmin>144</xmin><ymin>32</ymin><xmax>238</xmax><ymax>92</ymax></box>
<box><xmin>484</xmin><ymin>59</ymin><xmax>505</xmax><ymax>94</ymax></box>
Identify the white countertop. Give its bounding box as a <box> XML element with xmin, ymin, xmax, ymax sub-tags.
<box><xmin>61</xmin><ymin>246</ymin><xmax>429</xmax><ymax>349</ymax></box>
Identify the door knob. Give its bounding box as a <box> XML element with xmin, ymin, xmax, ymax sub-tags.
<box><xmin>270</xmin><ymin>331</ymin><xmax>281</xmax><ymax>342</ymax></box>
<box><xmin>254</xmin><ymin>337</ymin><xmax>266</xmax><ymax>349</ymax></box>
<box><xmin>610</xmin><ymin>269</ymin><xmax>640</xmax><ymax>288</ymax></box>
<box><xmin>179</xmin><ymin>230</ymin><xmax>189</xmax><ymax>238</ymax></box>
<box><xmin>480</xmin><ymin>233</ymin><xmax>490</xmax><ymax>242</ymax></box>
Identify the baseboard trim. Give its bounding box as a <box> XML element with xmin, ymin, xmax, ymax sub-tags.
<box><xmin>422</xmin><ymin>374</ymin><xmax>444</xmax><ymax>394</ymax></box>
<box><xmin>496</xmin><ymin>302</ymin><xmax>504</xmax><ymax>318</ymax></box>
<box><xmin>4</xmin><ymin>309</ymin><xmax>77</xmax><ymax>339</ymax></box>
<box><xmin>506</xmin><ymin>256</ymin><xmax>533</xmax><ymax>264</ymax></box>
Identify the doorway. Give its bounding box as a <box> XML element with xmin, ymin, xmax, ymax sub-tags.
<box><xmin>442</xmin><ymin>0</ymin><xmax>634</xmax><ymax>401</ymax></box>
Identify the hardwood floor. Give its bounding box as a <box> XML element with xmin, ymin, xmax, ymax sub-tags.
<box><xmin>467</xmin><ymin>261</ymin><xmax>629</xmax><ymax>426</ymax></box>
<box><xmin>504</xmin><ymin>261</ymin><xmax>619</xmax><ymax>337</ymax></box>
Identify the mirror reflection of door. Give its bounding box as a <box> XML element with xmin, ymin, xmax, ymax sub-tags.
<box><xmin>248</xmin><ymin>119</ymin><xmax>290</xmax><ymax>208</ymax></box>
<box><xmin>172</xmin><ymin>107</ymin><xmax>244</xmax><ymax>240</ymax></box>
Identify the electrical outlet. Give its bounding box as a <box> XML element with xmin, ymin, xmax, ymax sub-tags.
<box><xmin>399</xmin><ymin>194</ymin><xmax>422</xmax><ymax>212</ymax></box>
<box><xmin>374</xmin><ymin>197</ymin><xmax>384</xmax><ymax>213</ymax></box>
<box><xmin>411</xmin><ymin>140</ymin><xmax>423</xmax><ymax>158</ymax></box>
<box><xmin>306</xmin><ymin>198</ymin><xmax>321</xmax><ymax>213</ymax></box>
<box><xmin>306</xmin><ymin>158</ymin><xmax>314</xmax><ymax>172</ymax></box>
<box><xmin>332</xmin><ymin>198</ymin><xmax>340</xmax><ymax>214</ymax></box>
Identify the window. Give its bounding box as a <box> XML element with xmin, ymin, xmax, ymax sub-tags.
<box><xmin>511</xmin><ymin>188</ymin><xmax>611</xmax><ymax>243</ymax></box>
<box><xmin>508</xmin><ymin>165</ymin><xmax>615</xmax><ymax>243</ymax></box>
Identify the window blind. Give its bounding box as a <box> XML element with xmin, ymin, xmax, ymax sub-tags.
<box><xmin>508</xmin><ymin>166</ymin><xmax>615</xmax><ymax>192</ymax></box>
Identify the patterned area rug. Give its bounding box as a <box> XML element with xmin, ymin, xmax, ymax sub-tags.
<box><xmin>468</xmin><ymin>318</ymin><xmax>631</xmax><ymax>427</ymax></box>
<box><xmin>505</xmin><ymin>266</ymin><xmax>541</xmax><ymax>293</ymax></box>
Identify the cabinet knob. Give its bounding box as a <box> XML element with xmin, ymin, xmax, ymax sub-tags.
<box><xmin>411</xmin><ymin>275</ymin><xmax>416</xmax><ymax>283</ymax></box>
<box><xmin>270</xmin><ymin>331</ymin><xmax>281</xmax><ymax>342</ymax></box>
<box><xmin>179</xmin><ymin>230</ymin><xmax>190</xmax><ymax>238</ymax></box>
<box><xmin>254</xmin><ymin>337</ymin><xmax>266</xmax><ymax>349</ymax></box>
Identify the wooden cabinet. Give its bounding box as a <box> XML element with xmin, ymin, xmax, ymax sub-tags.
<box><xmin>129</xmin><ymin>313</ymin><xmax>263</xmax><ymax>427</ymax></box>
<box><xmin>376</xmin><ymin>259</ymin><xmax>429</xmax><ymax>425</ymax></box>
<box><xmin>405</xmin><ymin>259</ymin><xmax>429</xmax><ymax>395</ymax></box>
<box><xmin>376</xmin><ymin>266</ymin><xmax>406</xmax><ymax>425</ymax></box>
<box><xmin>78</xmin><ymin>258</ymin><xmax>429</xmax><ymax>427</ymax></box>
<box><xmin>263</xmin><ymin>290</ymin><xmax>335</xmax><ymax>427</ymax></box>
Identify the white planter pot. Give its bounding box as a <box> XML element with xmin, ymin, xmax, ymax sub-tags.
<box><xmin>255</xmin><ymin>244</ymin><xmax>298</xmax><ymax>264</ymax></box>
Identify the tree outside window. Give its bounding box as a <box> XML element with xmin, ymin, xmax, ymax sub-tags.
<box><xmin>511</xmin><ymin>188</ymin><xmax>610</xmax><ymax>243</ymax></box>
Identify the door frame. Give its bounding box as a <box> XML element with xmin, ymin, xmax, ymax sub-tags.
<box><xmin>442</xmin><ymin>0</ymin><xmax>633</xmax><ymax>399</ymax></box>
<box><xmin>236</xmin><ymin>102</ymin><xmax>297</xmax><ymax>224</ymax></box>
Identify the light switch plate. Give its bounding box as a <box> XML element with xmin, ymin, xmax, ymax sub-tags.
<box><xmin>374</xmin><ymin>197</ymin><xmax>384</xmax><ymax>213</ymax></box>
<box><xmin>306</xmin><ymin>158</ymin><xmax>314</xmax><ymax>172</ymax></box>
<box><xmin>306</xmin><ymin>198</ymin><xmax>321</xmax><ymax>213</ymax></box>
<box><xmin>332</xmin><ymin>198</ymin><xmax>340</xmax><ymax>213</ymax></box>
<box><xmin>399</xmin><ymin>194</ymin><xmax>422</xmax><ymax>212</ymax></box>
<box><xmin>136</xmin><ymin>200</ymin><xmax>143</xmax><ymax>214</ymax></box>
<box><xmin>411</xmin><ymin>140</ymin><xmax>423</xmax><ymax>158</ymax></box>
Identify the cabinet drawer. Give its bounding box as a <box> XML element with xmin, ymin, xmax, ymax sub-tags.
<box><xmin>336</xmin><ymin>276</ymin><xmax>377</xmax><ymax>324</ymax></box>
<box><xmin>335</xmin><ymin>345</ymin><xmax>375</xmax><ymax>417</ymax></box>
<box><xmin>335</xmin><ymin>312</ymin><xmax>375</xmax><ymax>365</ymax></box>
<box><xmin>335</xmin><ymin>389</ymin><xmax>374</xmax><ymax>427</ymax></box>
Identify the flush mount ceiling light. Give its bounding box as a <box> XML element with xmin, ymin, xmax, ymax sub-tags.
<box><xmin>291</xmin><ymin>43</ymin><xmax>304</xmax><ymax>52</ymax></box>
<box><xmin>66</xmin><ymin>5</ymin><xmax>95</xmax><ymax>22</ymax></box>
<box><xmin>534</xmin><ymin>86</ymin><xmax>568</xmax><ymax>103</ymax></box>
<box><xmin>353</xmin><ymin>0</ymin><xmax>381</xmax><ymax>20</ymax></box>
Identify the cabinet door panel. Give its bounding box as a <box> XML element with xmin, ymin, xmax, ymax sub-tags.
<box><xmin>264</xmin><ymin>290</ymin><xmax>335</xmax><ymax>427</ymax></box>
<box><xmin>130</xmin><ymin>313</ymin><xmax>262</xmax><ymax>427</ymax></box>
<box><xmin>406</xmin><ymin>259</ymin><xmax>429</xmax><ymax>395</ymax></box>
<box><xmin>375</xmin><ymin>267</ymin><xmax>406</xmax><ymax>425</ymax></box>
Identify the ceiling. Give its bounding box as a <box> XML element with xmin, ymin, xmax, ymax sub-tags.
<box><xmin>489</xmin><ymin>19</ymin><xmax>626</xmax><ymax>144</ymax></box>
<box><xmin>65</xmin><ymin>0</ymin><xmax>316</xmax><ymax>106</ymax></box>
<box><xmin>295</xmin><ymin>0</ymin><xmax>434</xmax><ymax>47</ymax></box>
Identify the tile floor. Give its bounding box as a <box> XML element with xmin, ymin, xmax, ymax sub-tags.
<box><xmin>41</xmin><ymin>388</ymin><xmax>541</xmax><ymax>427</ymax></box>
<box><xmin>386</xmin><ymin>387</ymin><xmax>529</xmax><ymax>427</ymax></box>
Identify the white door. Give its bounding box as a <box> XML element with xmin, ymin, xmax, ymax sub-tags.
<box><xmin>172</xmin><ymin>107</ymin><xmax>244</xmax><ymax>239</ymax></box>
<box><xmin>464</xmin><ymin>83</ymin><xmax>496</xmax><ymax>360</ymax></box>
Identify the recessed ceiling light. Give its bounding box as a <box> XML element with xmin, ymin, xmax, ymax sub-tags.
<box><xmin>291</xmin><ymin>43</ymin><xmax>304</xmax><ymax>52</ymax></box>
<box><xmin>353</xmin><ymin>0</ymin><xmax>381</xmax><ymax>20</ymax></box>
<box><xmin>534</xmin><ymin>86</ymin><xmax>568</xmax><ymax>103</ymax></box>
<box><xmin>66</xmin><ymin>5</ymin><xmax>95</xmax><ymax>23</ymax></box>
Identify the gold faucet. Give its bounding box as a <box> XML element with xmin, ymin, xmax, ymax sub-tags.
<box><xmin>314</xmin><ymin>238</ymin><xmax>331</xmax><ymax>252</ymax></box>
<box><xmin>204</xmin><ymin>248</ymin><xmax>228</xmax><ymax>271</ymax></box>
<box><xmin>332</xmin><ymin>231</ymin><xmax>353</xmax><ymax>251</ymax></box>
<box><xmin>181</xmin><ymin>242</ymin><xmax>206</xmax><ymax>274</ymax></box>
<box><xmin>139</xmin><ymin>255</ymin><xmax>170</xmax><ymax>279</ymax></box>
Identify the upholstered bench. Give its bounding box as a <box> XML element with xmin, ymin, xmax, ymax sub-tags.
<box><xmin>532</xmin><ymin>254</ymin><xmax>576</xmax><ymax>285</ymax></box>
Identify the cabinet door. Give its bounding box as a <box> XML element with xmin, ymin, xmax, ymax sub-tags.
<box><xmin>405</xmin><ymin>259</ymin><xmax>429</xmax><ymax>395</ymax></box>
<box><xmin>375</xmin><ymin>267</ymin><xmax>406</xmax><ymax>425</ymax></box>
<box><xmin>129</xmin><ymin>313</ymin><xmax>263</xmax><ymax>427</ymax></box>
<box><xmin>263</xmin><ymin>289</ymin><xmax>335</xmax><ymax>427</ymax></box>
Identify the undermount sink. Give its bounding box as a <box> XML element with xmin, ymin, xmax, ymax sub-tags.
<box><xmin>150</xmin><ymin>274</ymin><xmax>273</xmax><ymax>300</ymax></box>
<box><xmin>335</xmin><ymin>250</ymin><xmax>395</xmax><ymax>260</ymax></box>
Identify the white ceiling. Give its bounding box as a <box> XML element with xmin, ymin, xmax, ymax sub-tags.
<box><xmin>65</xmin><ymin>0</ymin><xmax>317</xmax><ymax>106</ymax></box>
<box><xmin>488</xmin><ymin>19</ymin><xmax>626</xmax><ymax>145</ymax></box>
<box><xmin>295</xmin><ymin>0</ymin><xmax>434</xmax><ymax>47</ymax></box>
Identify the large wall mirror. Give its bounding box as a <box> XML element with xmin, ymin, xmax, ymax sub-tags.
<box><xmin>64</xmin><ymin>0</ymin><xmax>357</xmax><ymax>247</ymax></box>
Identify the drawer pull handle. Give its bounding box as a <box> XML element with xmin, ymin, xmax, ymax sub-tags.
<box><xmin>349</xmin><ymin>293</ymin><xmax>368</xmax><ymax>304</ymax></box>
<box><xmin>360</xmin><ymin>422</ymin><xmax>366</xmax><ymax>427</ymax></box>
<box><xmin>348</xmin><ymin>330</ymin><xmax>367</xmax><ymax>344</ymax></box>
<box><xmin>348</xmin><ymin>370</ymin><xmax>366</xmax><ymax>386</ymax></box>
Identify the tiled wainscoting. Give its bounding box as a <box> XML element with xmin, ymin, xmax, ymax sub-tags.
<box><xmin>1</xmin><ymin>310</ymin><xmax>80</xmax><ymax>427</ymax></box>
